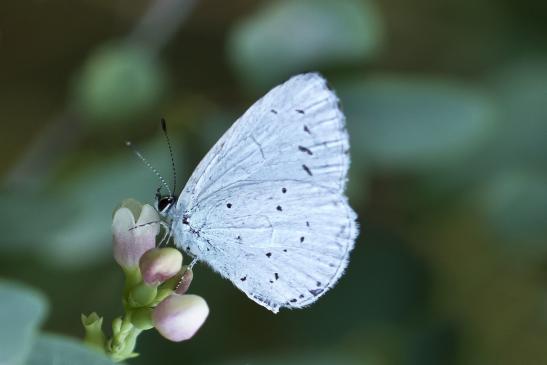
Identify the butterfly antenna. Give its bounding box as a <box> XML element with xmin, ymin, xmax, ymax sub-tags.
<box><xmin>125</xmin><ymin>140</ymin><xmax>173</xmax><ymax>196</ymax></box>
<box><xmin>160</xmin><ymin>118</ymin><xmax>177</xmax><ymax>194</ymax></box>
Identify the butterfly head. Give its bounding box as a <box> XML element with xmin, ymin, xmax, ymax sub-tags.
<box><xmin>155</xmin><ymin>189</ymin><xmax>176</xmax><ymax>216</ymax></box>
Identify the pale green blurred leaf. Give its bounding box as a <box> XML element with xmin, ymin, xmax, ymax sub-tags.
<box><xmin>471</xmin><ymin>58</ymin><xmax>547</xmax><ymax>249</ymax></box>
<box><xmin>0</xmin><ymin>139</ymin><xmax>185</xmax><ymax>268</ymax></box>
<box><xmin>27</xmin><ymin>333</ymin><xmax>115</xmax><ymax>365</ymax></box>
<box><xmin>487</xmin><ymin>56</ymin><xmax>547</xmax><ymax>169</ymax></box>
<box><xmin>423</xmin><ymin>56</ymin><xmax>547</xmax><ymax>195</ymax></box>
<box><xmin>74</xmin><ymin>41</ymin><xmax>166</xmax><ymax>126</ymax></box>
<box><xmin>339</xmin><ymin>75</ymin><xmax>496</xmax><ymax>171</ymax></box>
<box><xmin>42</xmin><ymin>139</ymin><xmax>185</xmax><ymax>267</ymax></box>
<box><xmin>0</xmin><ymin>191</ymin><xmax>76</xmax><ymax>253</ymax></box>
<box><xmin>479</xmin><ymin>170</ymin><xmax>547</xmax><ymax>250</ymax></box>
<box><xmin>0</xmin><ymin>281</ymin><xmax>47</xmax><ymax>365</ymax></box>
<box><xmin>228</xmin><ymin>0</ymin><xmax>383</xmax><ymax>89</ymax></box>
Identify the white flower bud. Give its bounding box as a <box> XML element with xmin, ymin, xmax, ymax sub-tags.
<box><xmin>139</xmin><ymin>248</ymin><xmax>183</xmax><ymax>286</ymax></box>
<box><xmin>112</xmin><ymin>201</ymin><xmax>160</xmax><ymax>269</ymax></box>
<box><xmin>152</xmin><ymin>294</ymin><xmax>209</xmax><ymax>342</ymax></box>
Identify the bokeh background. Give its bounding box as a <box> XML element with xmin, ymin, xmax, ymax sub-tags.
<box><xmin>1</xmin><ymin>0</ymin><xmax>547</xmax><ymax>364</ymax></box>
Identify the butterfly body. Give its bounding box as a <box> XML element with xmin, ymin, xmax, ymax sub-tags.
<box><xmin>164</xmin><ymin>73</ymin><xmax>358</xmax><ymax>313</ymax></box>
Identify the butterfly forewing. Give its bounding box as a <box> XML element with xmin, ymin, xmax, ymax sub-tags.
<box><xmin>171</xmin><ymin>73</ymin><xmax>358</xmax><ymax>312</ymax></box>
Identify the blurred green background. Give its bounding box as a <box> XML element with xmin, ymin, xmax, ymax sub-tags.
<box><xmin>1</xmin><ymin>0</ymin><xmax>547</xmax><ymax>364</ymax></box>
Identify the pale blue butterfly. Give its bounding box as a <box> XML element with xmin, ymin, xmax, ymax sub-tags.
<box><xmin>139</xmin><ymin>73</ymin><xmax>358</xmax><ymax>313</ymax></box>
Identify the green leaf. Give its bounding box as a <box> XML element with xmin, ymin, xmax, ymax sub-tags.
<box><xmin>0</xmin><ymin>138</ymin><xmax>185</xmax><ymax>268</ymax></box>
<box><xmin>228</xmin><ymin>0</ymin><xmax>383</xmax><ymax>89</ymax></box>
<box><xmin>42</xmin><ymin>139</ymin><xmax>185</xmax><ymax>267</ymax></box>
<box><xmin>0</xmin><ymin>281</ymin><xmax>48</xmax><ymax>365</ymax></box>
<box><xmin>422</xmin><ymin>56</ymin><xmax>547</xmax><ymax>197</ymax></box>
<box><xmin>339</xmin><ymin>75</ymin><xmax>496</xmax><ymax>171</ymax></box>
<box><xmin>0</xmin><ymin>191</ymin><xmax>75</xmax><ymax>255</ymax></box>
<box><xmin>73</xmin><ymin>41</ymin><xmax>166</xmax><ymax>127</ymax></box>
<box><xmin>479</xmin><ymin>170</ymin><xmax>547</xmax><ymax>251</ymax></box>
<box><xmin>27</xmin><ymin>333</ymin><xmax>115</xmax><ymax>365</ymax></box>
<box><xmin>487</xmin><ymin>56</ymin><xmax>547</xmax><ymax>170</ymax></box>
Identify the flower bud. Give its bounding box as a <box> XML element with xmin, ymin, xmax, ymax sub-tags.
<box><xmin>81</xmin><ymin>312</ymin><xmax>106</xmax><ymax>353</ymax></box>
<box><xmin>128</xmin><ymin>283</ymin><xmax>158</xmax><ymax>307</ymax></box>
<box><xmin>131</xmin><ymin>308</ymin><xmax>154</xmax><ymax>330</ymax></box>
<box><xmin>174</xmin><ymin>266</ymin><xmax>193</xmax><ymax>295</ymax></box>
<box><xmin>152</xmin><ymin>294</ymin><xmax>209</xmax><ymax>342</ymax></box>
<box><xmin>139</xmin><ymin>248</ymin><xmax>183</xmax><ymax>286</ymax></box>
<box><xmin>112</xmin><ymin>200</ymin><xmax>160</xmax><ymax>270</ymax></box>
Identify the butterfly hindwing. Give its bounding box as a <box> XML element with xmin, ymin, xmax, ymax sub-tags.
<box><xmin>189</xmin><ymin>180</ymin><xmax>357</xmax><ymax>312</ymax></box>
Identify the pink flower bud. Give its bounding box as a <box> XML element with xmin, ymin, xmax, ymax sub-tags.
<box><xmin>174</xmin><ymin>266</ymin><xmax>193</xmax><ymax>295</ymax></box>
<box><xmin>152</xmin><ymin>294</ymin><xmax>209</xmax><ymax>342</ymax></box>
<box><xmin>112</xmin><ymin>201</ymin><xmax>160</xmax><ymax>269</ymax></box>
<box><xmin>139</xmin><ymin>248</ymin><xmax>183</xmax><ymax>286</ymax></box>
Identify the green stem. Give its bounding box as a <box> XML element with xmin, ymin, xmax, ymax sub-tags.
<box><xmin>108</xmin><ymin>315</ymin><xmax>143</xmax><ymax>362</ymax></box>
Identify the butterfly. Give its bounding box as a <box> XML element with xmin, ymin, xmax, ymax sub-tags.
<box><xmin>155</xmin><ymin>73</ymin><xmax>358</xmax><ymax>313</ymax></box>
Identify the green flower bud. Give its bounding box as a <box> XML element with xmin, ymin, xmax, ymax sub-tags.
<box><xmin>129</xmin><ymin>282</ymin><xmax>158</xmax><ymax>307</ymax></box>
<box><xmin>131</xmin><ymin>308</ymin><xmax>154</xmax><ymax>330</ymax></box>
<box><xmin>81</xmin><ymin>312</ymin><xmax>106</xmax><ymax>353</ymax></box>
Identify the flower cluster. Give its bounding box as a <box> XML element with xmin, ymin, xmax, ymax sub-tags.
<box><xmin>82</xmin><ymin>199</ymin><xmax>208</xmax><ymax>362</ymax></box>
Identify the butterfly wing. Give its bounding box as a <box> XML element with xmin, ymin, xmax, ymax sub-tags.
<box><xmin>174</xmin><ymin>73</ymin><xmax>358</xmax><ymax>312</ymax></box>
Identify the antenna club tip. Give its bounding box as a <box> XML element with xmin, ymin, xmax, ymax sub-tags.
<box><xmin>125</xmin><ymin>141</ymin><xmax>132</xmax><ymax>147</ymax></box>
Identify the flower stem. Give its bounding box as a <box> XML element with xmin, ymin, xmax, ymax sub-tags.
<box><xmin>108</xmin><ymin>314</ymin><xmax>143</xmax><ymax>362</ymax></box>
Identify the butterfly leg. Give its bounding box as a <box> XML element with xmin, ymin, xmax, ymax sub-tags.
<box><xmin>157</xmin><ymin>220</ymin><xmax>172</xmax><ymax>247</ymax></box>
<box><xmin>188</xmin><ymin>257</ymin><xmax>199</xmax><ymax>270</ymax></box>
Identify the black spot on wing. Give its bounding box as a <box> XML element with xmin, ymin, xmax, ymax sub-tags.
<box><xmin>303</xmin><ymin>125</ymin><xmax>311</xmax><ymax>134</ymax></box>
<box><xmin>276</xmin><ymin>205</ymin><xmax>283</xmax><ymax>211</ymax></box>
<box><xmin>302</xmin><ymin>164</ymin><xmax>313</xmax><ymax>176</ymax></box>
<box><xmin>296</xmin><ymin>109</ymin><xmax>305</xmax><ymax>114</ymax></box>
<box><xmin>309</xmin><ymin>288</ymin><xmax>324</xmax><ymax>296</ymax></box>
<box><xmin>270</xmin><ymin>109</ymin><xmax>278</xmax><ymax>114</ymax></box>
<box><xmin>282</xmin><ymin>187</ymin><xmax>287</xmax><ymax>193</ymax></box>
<box><xmin>226</xmin><ymin>203</ymin><xmax>232</xmax><ymax>208</ymax></box>
<box><xmin>266</xmin><ymin>252</ymin><xmax>272</xmax><ymax>258</ymax></box>
<box><xmin>298</xmin><ymin>145</ymin><xmax>313</xmax><ymax>155</ymax></box>
<box><xmin>240</xmin><ymin>276</ymin><xmax>247</xmax><ymax>281</ymax></box>
<box><xmin>300</xmin><ymin>236</ymin><xmax>305</xmax><ymax>243</ymax></box>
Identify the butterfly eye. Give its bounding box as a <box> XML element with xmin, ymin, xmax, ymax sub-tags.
<box><xmin>158</xmin><ymin>196</ymin><xmax>174</xmax><ymax>212</ymax></box>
